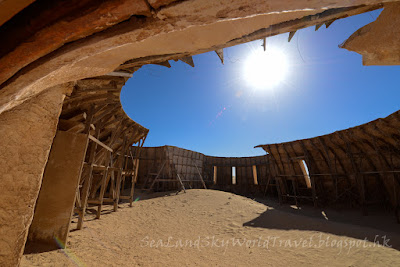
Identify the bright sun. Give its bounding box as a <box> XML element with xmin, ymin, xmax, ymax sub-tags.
<box><xmin>243</xmin><ymin>48</ymin><xmax>289</xmax><ymax>90</ymax></box>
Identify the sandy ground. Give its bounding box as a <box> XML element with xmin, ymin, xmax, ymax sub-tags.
<box><xmin>22</xmin><ymin>189</ymin><xmax>400</xmax><ymax>266</ymax></box>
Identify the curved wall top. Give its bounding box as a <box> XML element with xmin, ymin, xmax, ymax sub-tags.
<box><xmin>256</xmin><ymin>110</ymin><xmax>400</xmax><ymax>207</ymax></box>
<box><xmin>0</xmin><ymin>0</ymin><xmax>390</xmax><ymax>115</ymax></box>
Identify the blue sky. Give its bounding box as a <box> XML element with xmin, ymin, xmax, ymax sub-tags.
<box><xmin>121</xmin><ymin>9</ymin><xmax>400</xmax><ymax>157</ymax></box>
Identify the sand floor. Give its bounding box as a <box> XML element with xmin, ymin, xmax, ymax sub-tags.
<box><xmin>22</xmin><ymin>189</ymin><xmax>400</xmax><ymax>266</ymax></box>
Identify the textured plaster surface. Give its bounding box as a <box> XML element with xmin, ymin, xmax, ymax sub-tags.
<box><xmin>341</xmin><ymin>2</ymin><xmax>400</xmax><ymax>65</ymax></box>
<box><xmin>0</xmin><ymin>0</ymin><xmax>151</xmax><ymax>88</ymax></box>
<box><xmin>0</xmin><ymin>85</ymin><xmax>68</xmax><ymax>266</ymax></box>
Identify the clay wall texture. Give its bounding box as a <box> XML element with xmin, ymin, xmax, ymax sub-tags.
<box><xmin>0</xmin><ymin>86</ymin><xmax>67</xmax><ymax>266</ymax></box>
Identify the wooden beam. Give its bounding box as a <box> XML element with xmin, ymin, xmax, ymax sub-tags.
<box><xmin>89</xmin><ymin>135</ymin><xmax>113</xmax><ymax>152</ymax></box>
<box><xmin>266</xmin><ymin>144</ymin><xmax>287</xmax><ymax>199</ymax></box>
<box><xmin>148</xmin><ymin>161</ymin><xmax>166</xmax><ymax>190</ymax></box>
<box><xmin>92</xmin><ymin>105</ymin><xmax>120</xmax><ymax>125</ymax></box>
<box><xmin>96</xmin><ymin>153</ymin><xmax>111</xmax><ymax>219</ymax></box>
<box><xmin>113</xmin><ymin>136</ymin><xmax>129</xmax><ymax>211</ymax></box>
<box><xmin>192</xmin><ymin>159</ymin><xmax>207</xmax><ymax>189</ymax></box>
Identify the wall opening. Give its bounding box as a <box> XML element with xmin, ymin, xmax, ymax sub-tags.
<box><xmin>299</xmin><ymin>160</ymin><xmax>311</xmax><ymax>188</ymax></box>
<box><xmin>232</xmin><ymin>166</ymin><xmax>236</xmax><ymax>184</ymax></box>
<box><xmin>213</xmin><ymin>166</ymin><xmax>217</xmax><ymax>185</ymax></box>
<box><xmin>252</xmin><ymin>165</ymin><xmax>258</xmax><ymax>185</ymax></box>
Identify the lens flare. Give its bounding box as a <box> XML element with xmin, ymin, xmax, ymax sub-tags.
<box><xmin>54</xmin><ymin>236</ymin><xmax>86</xmax><ymax>267</ymax></box>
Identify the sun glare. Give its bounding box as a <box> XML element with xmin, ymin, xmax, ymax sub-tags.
<box><xmin>243</xmin><ymin>48</ymin><xmax>289</xmax><ymax>90</ymax></box>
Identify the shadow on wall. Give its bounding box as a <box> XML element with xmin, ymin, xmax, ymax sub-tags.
<box><xmin>243</xmin><ymin>203</ymin><xmax>400</xmax><ymax>251</ymax></box>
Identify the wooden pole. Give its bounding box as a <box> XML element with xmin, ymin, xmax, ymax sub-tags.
<box><xmin>193</xmin><ymin>160</ymin><xmax>207</xmax><ymax>189</ymax></box>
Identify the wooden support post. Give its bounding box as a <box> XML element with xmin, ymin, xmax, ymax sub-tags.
<box><xmin>77</xmin><ymin>158</ymin><xmax>96</xmax><ymax>228</ymax></box>
<box><xmin>77</xmin><ymin>106</ymin><xmax>98</xmax><ymax>230</ymax></box>
<box><xmin>96</xmin><ymin>156</ymin><xmax>111</xmax><ymax>219</ymax></box>
<box><xmin>109</xmin><ymin>155</ymin><xmax>116</xmax><ymax>208</ymax></box>
<box><xmin>129</xmin><ymin>135</ymin><xmax>146</xmax><ymax>206</ymax></box>
<box><xmin>264</xmin><ymin>175</ymin><xmax>272</xmax><ymax>196</ymax></box>
<box><xmin>120</xmin><ymin>154</ymin><xmax>129</xmax><ymax>201</ymax></box>
<box><xmin>282</xmin><ymin>143</ymin><xmax>300</xmax><ymax>207</ymax></box>
<box><xmin>264</xmin><ymin>160</ymin><xmax>282</xmax><ymax>203</ymax></box>
<box><xmin>129</xmin><ymin>150</ymin><xmax>137</xmax><ymax>206</ymax></box>
<box><xmin>292</xmin><ymin>179</ymin><xmax>298</xmax><ymax>207</ymax></box>
<box><xmin>114</xmin><ymin>168</ymin><xmax>122</xmax><ymax>211</ymax></box>
<box><xmin>190</xmin><ymin>158</ymin><xmax>207</xmax><ymax>189</ymax></box>
<box><xmin>166</xmin><ymin>147</ymin><xmax>186</xmax><ymax>193</ymax></box>
<box><xmin>176</xmin><ymin>172</ymin><xmax>186</xmax><ymax>193</ymax></box>
<box><xmin>93</xmin><ymin>123</ymin><xmax>134</xmax><ymax>213</ymax></box>
<box><xmin>266</xmin><ymin>144</ymin><xmax>287</xmax><ymax>202</ymax></box>
<box><xmin>113</xmin><ymin>136</ymin><xmax>128</xmax><ymax>212</ymax></box>
<box><xmin>148</xmin><ymin>161</ymin><xmax>167</xmax><ymax>191</ymax></box>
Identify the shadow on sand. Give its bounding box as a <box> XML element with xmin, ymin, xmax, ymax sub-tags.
<box><xmin>244</xmin><ymin>198</ymin><xmax>400</xmax><ymax>251</ymax></box>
